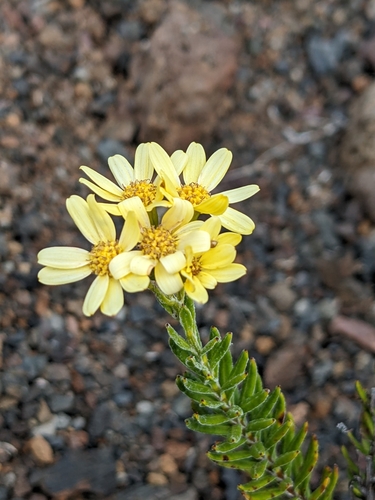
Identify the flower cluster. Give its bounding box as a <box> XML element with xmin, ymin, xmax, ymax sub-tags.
<box><xmin>38</xmin><ymin>142</ymin><xmax>259</xmax><ymax>316</ymax></box>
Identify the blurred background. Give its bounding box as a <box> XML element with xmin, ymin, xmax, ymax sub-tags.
<box><xmin>1</xmin><ymin>0</ymin><xmax>375</xmax><ymax>498</ymax></box>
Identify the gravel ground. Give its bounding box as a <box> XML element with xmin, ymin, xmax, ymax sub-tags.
<box><xmin>1</xmin><ymin>0</ymin><xmax>375</xmax><ymax>499</ymax></box>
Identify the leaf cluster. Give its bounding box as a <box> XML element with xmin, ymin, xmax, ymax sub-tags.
<box><xmin>342</xmin><ymin>381</ymin><xmax>375</xmax><ymax>499</ymax></box>
<box><xmin>168</xmin><ymin>320</ymin><xmax>338</xmax><ymax>499</ymax></box>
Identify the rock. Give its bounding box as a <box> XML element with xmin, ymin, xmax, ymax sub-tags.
<box><xmin>88</xmin><ymin>401</ymin><xmax>115</xmax><ymax>439</ymax></box>
<box><xmin>329</xmin><ymin>315</ymin><xmax>375</xmax><ymax>352</ymax></box>
<box><xmin>0</xmin><ymin>441</ymin><xmax>18</xmax><ymax>463</ymax></box>
<box><xmin>147</xmin><ymin>471</ymin><xmax>168</xmax><ymax>485</ymax></box>
<box><xmin>130</xmin><ymin>1</ymin><xmax>239</xmax><ymax>150</ymax></box>
<box><xmin>43</xmin><ymin>363</ymin><xmax>71</xmax><ymax>382</ymax></box>
<box><xmin>30</xmin><ymin>448</ymin><xmax>117</xmax><ymax>497</ymax></box>
<box><xmin>48</xmin><ymin>393</ymin><xmax>75</xmax><ymax>413</ymax></box>
<box><xmin>31</xmin><ymin>416</ymin><xmax>59</xmax><ymax>437</ymax></box>
<box><xmin>27</xmin><ymin>435</ymin><xmax>54</xmax><ymax>466</ymax></box>
<box><xmin>268</xmin><ymin>282</ymin><xmax>297</xmax><ymax>312</ymax></box>
<box><xmin>264</xmin><ymin>344</ymin><xmax>306</xmax><ymax>390</ymax></box>
<box><xmin>114</xmin><ymin>485</ymin><xmax>169</xmax><ymax>500</ymax></box>
<box><xmin>306</xmin><ymin>32</ymin><xmax>349</xmax><ymax>75</ymax></box>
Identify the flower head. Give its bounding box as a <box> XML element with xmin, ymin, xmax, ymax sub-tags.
<box><xmin>109</xmin><ymin>196</ymin><xmax>211</xmax><ymax>295</ymax></box>
<box><xmin>79</xmin><ymin>143</ymin><xmax>164</xmax><ymax>214</ymax></box>
<box><xmin>180</xmin><ymin>217</ymin><xmax>246</xmax><ymax>303</ymax></box>
<box><xmin>149</xmin><ymin>142</ymin><xmax>259</xmax><ymax>235</ymax></box>
<box><xmin>37</xmin><ymin>194</ymin><xmax>148</xmax><ymax>316</ymax></box>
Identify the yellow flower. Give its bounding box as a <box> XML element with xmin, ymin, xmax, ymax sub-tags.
<box><xmin>79</xmin><ymin>143</ymin><xmax>164</xmax><ymax>214</ymax></box>
<box><xmin>149</xmin><ymin>142</ymin><xmax>259</xmax><ymax>235</ymax></box>
<box><xmin>37</xmin><ymin>194</ymin><xmax>149</xmax><ymax>316</ymax></box>
<box><xmin>181</xmin><ymin>217</ymin><xmax>246</xmax><ymax>303</ymax></box>
<box><xmin>109</xmin><ymin>197</ymin><xmax>211</xmax><ymax>295</ymax></box>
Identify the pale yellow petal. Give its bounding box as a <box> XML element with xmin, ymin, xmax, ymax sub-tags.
<box><xmin>173</xmin><ymin>220</ymin><xmax>203</xmax><ymax>238</ymax></box>
<box><xmin>108</xmin><ymin>154</ymin><xmax>134</xmax><ymax>187</ymax></box>
<box><xmin>99</xmin><ymin>203</ymin><xmax>121</xmax><ymax>216</ymax></box>
<box><xmin>79</xmin><ymin>166</ymin><xmax>123</xmax><ymax>197</ymax></box>
<box><xmin>149</xmin><ymin>143</ymin><xmax>180</xmax><ymax>186</ymax></box>
<box><xmin>66</xmin><ymin>196</ymin><xmax>100</xmax><ymax>244</ymax></box>
<box><xmin>200</xmin><ymin>244</ymin><xmax>236</xmax><ymax>269</ymax></box>
<box><xmin>109</xmin><ymin>251</ymin><xmax>142</xmax><ymax>279</ymax></box>
<box><xmin>160</xmin><ymin>251</ymin><xmax>186</xmax><ymax>274</ymax></box>
<box><xmin>220</xmin><ymin>184</ymin><xmax>260</xmax><ymax>203</ymax></box>
<box><xmin>100</xmin><ymin>278</ymin><xmax>124</xmax><ymax>316</ymax></box>
<box><xmin>155</xmin><ymin>262</ymin><xmax>183</xmax><ymax>295</ymax></box>
<box><xmin>162</xmin><ymin>198</ymin><xmax>194</xmax><ymax>231</ymax></box>
<box><xmin>184</xmin><ymin>276</ymin><xmax>209</xmax><ymax>304</ymax></box>
<box><xmin>79</xmin><ymin>178</ymin><xmax>122</xmax><ymax>202</ymax></box>
<box><xmin>200</xmin><ymin>216</ymin><xmax>221</xmax><ymax>239</ymax></box>
<box><xmin>134</xmin><ymin>143</ymin><xmax>153</xmax><ymax>180</ymax></box>
<box><xmin>83</xmin><ymin>274</ymin><xmax>109</xmax><ymax>316</ymax></box>
<box><xmin>195</xmin><ymin>194</ymin><xmax>229</xmax><ymax>216</ymax></box>
<box><xmin>177</xmin><ymin>230</ymin><xmax>210</xmax><ymax>254</ymax></box>
<box><xmin>130</xmin><ymin>255</ymin><xmax>156</xmax><ymax>275</ymax></box>
<box><xmin>183</xmin><ymin>142</ymin><xmax>206</xmax><ymax>184</ymax></box>
<box><xmin>198</xmin><ymin>271</ymin><xmax>217</xmax><ymax>289</ymax></box>
<box><xmin>119</xmin><ymin>211</ymin><xmax>140</xmax><ymax>250</ymax></box>
<box><xmin>198</xmin><ymin>148</ymin><xmax>232</xmax><ymax>191</ymax></box>
<box><xmin>120</xmin><ymin>274</ymin><xmax>150</xmax><ymax>292</ymax></box>
<box><xmin>208</xmin><ymin>263</ymin><xmax>246</xmax><ymax>282</ymax></box>
<box><xmin>87</xmin><ymin>194</ymin><xmax>115</xmax><ymax>241</ymax></box>
<box><xmin>38</xmin><ymin>247</ymin><xmax>89</xmax><ymax>269</ymax></box>
<box><xmin>219</xmin><ymin>207</ymin><xmax>256</xmax><ymax>235</ymax></box>
<box><xmin>38</xmin><ymin>266</ymin><xmax>92</xmax><ymax>285</ymax></box>
<box><xmin>171</xmin><ymin>150</ymin><xmax>188</xmax><ymax>175</ymax></box>
<box><xmin>217</xmin><ymin>232</ymin><xmax>242</xmax><ymax>246</ymax></box>
<box><xmin>118</xmin><ymin>197</ymin><xmax>150</xmax><ymax>228</ymax></box>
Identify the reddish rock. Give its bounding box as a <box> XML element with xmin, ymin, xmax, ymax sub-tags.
<box><xmin>130</xmin><ymin>1</ymin><xmax>239</xmax><ymax>151</ymax></box>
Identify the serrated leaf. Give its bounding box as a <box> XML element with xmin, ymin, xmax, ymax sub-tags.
<box><xmin>241</xmin><ymin>480</ymin><xmax>292</xmax><ymax>499</ymax></box>
<box><xmin>194</xmin><ymin>412</ymin><xmax>233</xmax><ymax>426</ymax></box>
<box><xmin>271</xmin><ymin>449</ymin><xmax>300</xmax><ymax>468</ymax></box>
<box><xmin>241</xmin><ymin>389</ymin><xmax>270</xmax><ymax>414</ymax></box>
<box><xmin>240</xmin><ymin>358</ymin><xmax>259</xmax><ymax>403</ymax></box>
<box><xmin>238</xmin><ymin>473</ymin><xmax>276</xmax><ymax>493</ymax></box>
<box><xmin>264</xmin><ymin>419</ymin><xmax>293</xmax><ymax>449</ymax></box>
<box><xmin>207</xmin><ymin>332</ymin><xmax>232</xmax><ymax>369</ymax></box>
<box><xmin>185</xmin><ymin>417</ymin><xmax>232</xmax><ymax>437</ymax></box>
<box><xmin>295</xmin><ymin>435</ymin><xmax>319</xmax><ymax>489</ymax></box>
<box><xmin>247</xmin><ymin>418</ymin><xmax>275</xmax><ymax>432</ymax></box>
<box><xmin>250</xmin><ymin>386</ymin><xmax>281</xmax><ymax>419</ymax></box>
<box><xmin>212</xmin><ymin>437</ymin><xmax>247</xmax><ymax>453</ymax></box>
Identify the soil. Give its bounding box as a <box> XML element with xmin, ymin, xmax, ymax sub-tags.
<box><xmin>1</xmin><ymin>0</ymin><xmax>375</xmax><ymax>499</ymax></box>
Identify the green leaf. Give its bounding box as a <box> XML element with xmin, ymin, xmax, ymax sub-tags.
<box><xmin>250</xmin><ymin>386</ymin><xmax>281</xmax><ymax>419</ymax></box>
<box><xmin>199</xmin><ymin>398</ymin><xmax>226</xmax><ymax>410</ymax></box>
<box><xmin>271</xmin><ymin>450</ymin><xmax>300</xmax><ymax>468</ymax></box>
<box><xmin>169</xmin><ymin>338</ymin><xmax>191</xmax><ymax>367</ymax></box>
<box><xmin>209</xmin><ymin>326</ymin><xmax>221</xmax><ymax>340</ymax></box>
<box><xmin>176</xmin><ymin>375</ymin><xmax>218</xmax><ymax>403</ymax></box>
<box><xmin>194</xmin><ymin>412</ymin><xmax>233</xmax><ymax>426</ymax></box>
<box><xmin>166</xmin><ymin>324</ymin><xmax>191</xmax><ymax>351</ymax></box>
<box><xmin>355</xmin><ymin>380</ymin><xmax>369</xmax><ymax>407</ymax></box>
<box><xmin>247</xmin><ymin>418</ymin><xmax>276</xmax><ymax>432</ymax></box>
<box><xmin>347</xmin><ymin>431</ymin><xmax>370</xmax><ymax>455</ymax></box>
<box><xmin>240</xmin><ymin>480</ymin><xmax>292</xmax><ymax>499</ymax></box>
<box><xmin>181</xmin><ymin>377</ymin><xmax>217</xmax><ymax>395</ymax></box>
<box><xmin>228</xmin><ymin>424</ymin><xmax>243</xmax><ymax>443</ymax></box>
<box><xmin>207</xmin><ymin>332</ymin><xmax>232</xmax><ymax>369</ymax></box>
<box><xmin>295</xmin><ymin>435</ymin><xmax>319</xmax><ymax>489</ymax></box>
<box><xmin>201</xmin><ymin>336</ymin><xmax>220</xmax><ymax>356</ymax></box>
<box><xmin>363</xmin><ymin>410</ymin><xmax>374</xmax><ymax>437</ymax></box>
<box><xmin>228</xmin><ymin>350</ymin><xmax>249</xmax><ymax>380</ymax></box>
<box><xmin>319</xmin><ymin>465</ymin><xmax>339</xmax><ymax>500</ymax></box>
<box><xmin>179</xmin><ymin>306</ymin><xmax>202</xmax><ymax>351</ymax></box>
<box><xmin>238</xmin><ymin>473</ymin><xmax>276</xmax><ymax>493</ymax></box>
<box><xmin>219</xmin><ymin>350</ymin><xmax>234</xmax><ymax>386</ymax></box>
<box><xmin>208</xmin><ymin>443</ymin><xmax>266</xmax><ymax>463</ymax></box>
<box><xmin>310</xmin><ymin>477</ymin><xmax>332</xmax><ymax>500</ymax></box>
<box><xmin>221</xmin><ymin>372</ymin><xmax>247</xmax><ymax>391</ymax></box>
<box><xmin>273</xmin><ymin>391</ymin><xmax>286</xmax><ymax>423</ymax></box>
<box><xmin>226</xmin><ymin>405</ymin><xmax>243</xmax><ymax>418</ymax></box>
<box><xmin>185</xmin><ymin>417</ymin><xmax>232</xmax><ymax>437</ymax></box>
<box><xmin>264</xmin><ymin>419</ymin><xmax>293</xmax><ymax>449</ymax></box>
<box><xmin>284</xmin><ymin>420</ymin><xmax>308</xmax><ymax>453</ymax></box>
<box><xmin>212</xmin><ymin>437</ymin><xmax>247</xmax><ymax>453</ymax></box>
<box><xmin>240</xmin><ymin>358</ymin><xmax>259</xmax><ymax>403</ymax></box>
<box><xmin>185</xmin><ymin>356</ymin><xmax>208</xmax><ymax>376</ymax></box>
<box><xmin>341</xmin><ymin>445</ymin><xmax>360</xmax><ymax>476</ymax></box>
<box><xmin>246</xmin><ymin>459</ymin><xmax>267</xmax><ymax>479</ymax></box>
<box><xmin>241</xmin><ymin>389</ymin><xmax>270</xmax><ymax>414</ymax></box>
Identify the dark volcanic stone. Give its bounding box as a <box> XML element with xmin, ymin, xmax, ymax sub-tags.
<box><xmin>30</xmin><ymin>448</ymin><xmax>116</xmax><ymax>497</ymax></box>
